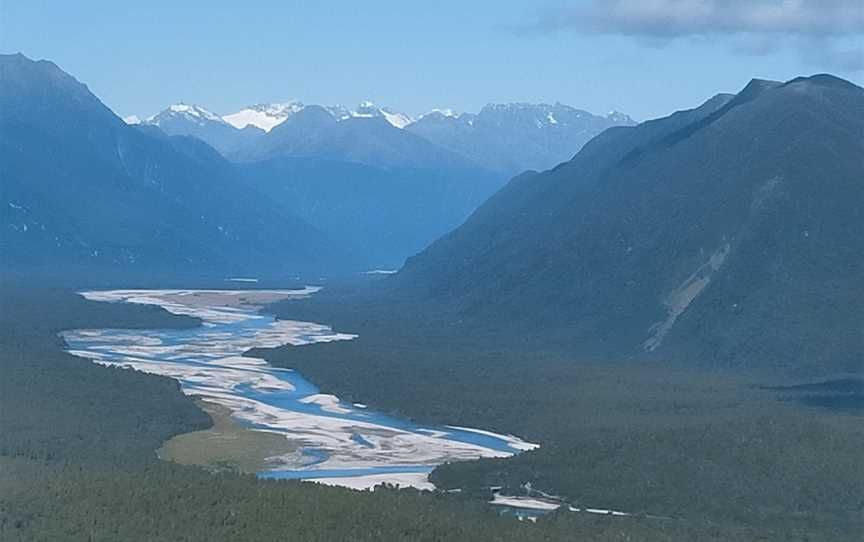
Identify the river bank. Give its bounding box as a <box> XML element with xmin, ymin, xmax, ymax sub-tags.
<box><xmin>62</xmin><ymin>288</ymin><xmax>537</xmax><ymax>490</ymax></box>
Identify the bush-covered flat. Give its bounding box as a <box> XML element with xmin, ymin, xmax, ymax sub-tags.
<box><xmin>3</xmin><ymin>283</ymin><xmax>831</xmax><ymax>541</ymax></box>
<box><xmin>256</xmin><ymin>287</ymin><xmax>864</xmax><ymax>540</ymax></box>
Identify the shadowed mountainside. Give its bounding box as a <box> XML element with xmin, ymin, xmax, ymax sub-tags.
<box><xmin>395</xmin><ymin>75</ymin><xmax>864</xmax><ymax>373</ymax></box>
<box><xmin>0</xmin><ymin>53</ymin><xmax>343</xmax><ymax>279</ymax></box>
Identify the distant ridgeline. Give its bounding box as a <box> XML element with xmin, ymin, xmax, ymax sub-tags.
<box><xmin>139</xmin><ymin>98</ymin><xmax>634</xmax><ymax>175</ymax></box>
<box><xmin>393</xmin><ymin>75</ymin><xmax>864</xmax><ymax>373</ymax></box>
<box><xmin>0</xmin><ymin>53</ymin><xmax>341</xmax><ymax>279</ymax></box>
<box><xmin>0</xmin><ymin>53</ymin><xmax>633</xmax><ymax>276</ymax></box>
<box><xmin>126</xmin><ymin>83</ymin><xmax>635</xmax><ymax>271</ymax></box>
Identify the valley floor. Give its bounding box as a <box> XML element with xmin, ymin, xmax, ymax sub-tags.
<box><xmin>0</xmin><ymin>281</ymin><xmax>861</xmax><ymax>541</ymax></box>
<box><xmin>257</xmin><ymin>283</ymin><xmax>864</xmax><ymax>540</ymax></box>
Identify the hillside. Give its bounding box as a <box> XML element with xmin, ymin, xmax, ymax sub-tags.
<box><xmin>237</xmin><ymin>109</ymin><xmax>481</xmax><ymax>170</ymax></box>
<box><xmin>395</xmin><ymin>75</ymin><xmax>864</xmax><ymax>372</ymax></box>
<box><xmin>0</xmin><ymin>54</ymin><xmax>340</xmax><ymax>279</ymax></box>
<box><xmin>238</xmin><ymin>156</ymin><xmax>503</xmax><ymax>267</ymax></box>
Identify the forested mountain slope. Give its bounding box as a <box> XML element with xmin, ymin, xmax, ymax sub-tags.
<box><xmin>396</xmin><ymin>75</ymin><xmax>864</xmax><ymax>372</ymax></box>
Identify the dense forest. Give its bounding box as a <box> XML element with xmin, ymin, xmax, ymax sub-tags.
<box><xmin>4</xmin><ymin>9</ymin><xmax>861</xmax><ymax>542</ymax></box>
<box><xmin>0</xmin><ymin>281</ymin><xmax>819</xmax><ymax>541</ymax></box>
<box><xmin>256</xmin><ymin>287</ymin><xmax>864</xmax><ymax>540</ymax></box>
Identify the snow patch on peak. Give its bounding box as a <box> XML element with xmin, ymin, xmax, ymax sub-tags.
<box><xmin>333</xmin><ymin>102</ymin><xmax>414</xmax><ymax>128</ymax></box>
<box><xmin>223</xmin><ymin>101</ymin><xmax>304</xmax><ymax>132</ymax></box>
<box><xmin>148</xmin><ymin>103</ymin><xmax>226</xmax><ymax>127</ymax></box>
<box><xmin>168</xmin><ymin>103</ymin><xmax>222</xmax><ymax>122</ymax></box>
<box><xmin>380</xmin><ymin>109</ymin><xmax>414</xmax><ymax>129</ymax></box>
<box><xmin>325</xmin><ymin>105</ymin><xmax>353</xmax><ymax>121</ymax></box>
<box><xmin>251</xmin><ymin>102</ymin><xmax>303</xmax><ymax>115</ymax></box>
<box><xmin>606</xmin><ymin>110</ymin><xmax>635</xmax><ymax>124</ymax></box>
<box><xmin>123</xmin><ymin>115</ymin><xmax>141</xmax><ymax>125</ymax></box>
<box><xmin>427</xmin><ymin>108</ymin><xmax>457</xmax><ymax>118</ymax></box>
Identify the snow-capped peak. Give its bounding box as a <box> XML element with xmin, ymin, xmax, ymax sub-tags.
<box><xmin>222</xmin><ymin>101</ymin><xmax>304</xmax><ymax>132</ymax></box>
<box><xmin>424</xmin><ymin>108</ymin><xmax>458</xmax><ymax>118</ymax></box>
<box><xmin>347</xmin><ymin>101</ymin><xmax>414</xmax><ymax>128</ymax></box>
<box><xmin>147</xmin><ymin>103</ymin><xmax>226</xmax><ymax>127</ymax></box>
<box><xmin>168</xmin><ymin>103</ymin><xmax>223</xmax><ymax>122</ymax></box>
<box><xmin>123</xmin><ymin>115</ymin><xmax>141</xmax><ymax>125</ymax></box>
<box><xmin>380</xmin><ymin>109</ymin><xmax>414</xmax><ymax>129</ymax></box>
<box><xmin>352</xmin><ymin>100</ymin><xmax>378</xmax><ymax>118</ymax></box>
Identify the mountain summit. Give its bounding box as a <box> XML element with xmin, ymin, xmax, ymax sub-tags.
<box><xmin>131</xmin><ymin>98</ymin><xmax>633</xmax><ymax>174</ymax></box>
<box><xmin>143</xmin><ymin>102</ymin><xmax>263</xmax><ymax>155</ymax></box>
<box><xmin>222</xmin><ymin>102</ymin><xmax>305</xmax><ymax>132</ymax></box>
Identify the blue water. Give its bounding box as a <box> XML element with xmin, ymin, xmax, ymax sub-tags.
<box><xmin>63</xmin><ymin>290</ymin><xmax>534</xmax><ymax>486</ymax></box>
<box><xmin>260</xmin><ymin>466</ymin><xmax>435</xmax><ymax>481</ymax></box>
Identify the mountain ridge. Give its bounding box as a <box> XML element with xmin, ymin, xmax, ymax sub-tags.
<box><xmin>131</xmin><ymin>98</ymin><xmax>634</xmax><ymax>173</ymax></box>
<box><xmin>394</xmin><ymin>74</ymin><xmax>864</xmax><ymax>373</ymax></box>
<box><xmin>0</xmin><ymin>53</ymin><xmax>342</xmax><ymax>279</ymax></box>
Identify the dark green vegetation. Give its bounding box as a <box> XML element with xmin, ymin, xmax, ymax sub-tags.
<box><xmin>0</xmin><ymin>53</ymin><xmax>341</xmax><ymax>279</ymax></box>
<box><xmin>395</xmin><ymin>75</ymin><xmax>864</xmax><ymax>374</ymax></box>
<box><xmin>259</xmin><ymin>288</ymin><xmax>864</xmax><ymax>541</ymax></box>
<box><xmin>764</xmin><ymin>378</ymin><xmax>864</xmax><ymax>413</ymax></box>
<box><xmin>2</xmin><ymin>283</ymin><xmax>798</xmax><ymax>541</ymax></box>
<box><xmin>4</xmin><ymin>456</ymin><xmax>797</xmax><ymax>542</ymax></box>
<box><xmin>0</xmin><ymin>283</ymin><xmax>206</xmax><ymax>466</ymax></box>
<box><xmin>3</xmin><ymin>64</ymin><xmax>862</xmax><ymax>540</ymax></box>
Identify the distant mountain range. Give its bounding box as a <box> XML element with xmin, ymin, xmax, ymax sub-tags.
<box><xmin>124</xmin><ymin>92</ymin><xmax>633</xmax><ymax>266</ymax></box>
<box><xmin>405</xmin><ymin>104</ymin><xmax>634</xmax><ymax>173</ymax></box>
<box><xmin>142</xmin><ymin>99</ymin><xmax>507</xmax><ymax>266</ymax></box>
<box><xmin>121</xmin><ymin>90</ymin><xmax>634</xmax><ymax>269</ymax></box>
<box><xmin>395</xmin><ymin>74</ymin><xmax>864</xmax><ymax>373</ymax></box>
<box><xmin>0</xmin><ymin>53</ymin><xmax>516</xmax><ymax>274</ymax></box>
<box><xmin>0</xmin><ymin>53</ymin><xmax>339</xmax><ymax>279</ymax></box>
<box><xmin>134</xmin><ymin>100</ymin><xmax>633</xmax><ymax>174</ymax></box>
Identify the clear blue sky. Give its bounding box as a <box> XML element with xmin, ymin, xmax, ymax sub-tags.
<box><xmin>1</xmin><ymin>1</ymin><xmax>861</xmax><ymax>120</ymax></box>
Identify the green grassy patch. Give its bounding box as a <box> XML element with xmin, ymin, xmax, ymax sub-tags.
<box><xmin>158</xmin><ymin>401</ymin><xmax>299</xmax><ymax>474</ymax></box>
